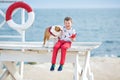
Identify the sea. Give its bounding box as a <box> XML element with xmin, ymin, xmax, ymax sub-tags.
<box><xmin>0</xmin><ymin>8</ymin><xmax>120</xmax><ymax>57</ymax></box>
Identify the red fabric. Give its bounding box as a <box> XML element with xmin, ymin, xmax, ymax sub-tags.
<box><xmin>70</xmin><ymin>33</ymin><xmax>77</xmax><ymax>38</ymax></box>
<box><xmin>6</xmin><ymin>1</ymin><xmax>33</xmax><ymax>21</ymax></box>
<box><xmin>51</xmin><ymin>40</ymin><xmax>71</xmax><ymax>65</ymax></box>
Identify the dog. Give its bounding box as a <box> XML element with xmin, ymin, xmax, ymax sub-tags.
<box><xmin>43</xmin><ymin>25</ymin><xmax>63</xmax><ymax>47</ymax></box>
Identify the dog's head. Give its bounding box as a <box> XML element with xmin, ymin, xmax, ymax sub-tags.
<box><xmin>54</xmin><ymin>26</ymin><xmax>62</xmax><ymax>32</ymax></box>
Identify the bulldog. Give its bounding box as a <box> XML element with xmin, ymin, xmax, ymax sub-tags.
<box><xmin>43</xmin><ymin>25</ymin><xmax>63</xmax><ymax>47</ymax></box>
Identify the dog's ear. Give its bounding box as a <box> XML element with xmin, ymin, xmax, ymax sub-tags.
<box><xmin>55</xmin><ymin>26</ymin><xmax>61</xmax><ymax>32</ymax></box>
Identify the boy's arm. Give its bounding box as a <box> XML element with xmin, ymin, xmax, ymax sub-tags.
<box><xmin>70</xmin><ymin>29</ymin><xmax>77</xmax><ymax>41</ymax></box>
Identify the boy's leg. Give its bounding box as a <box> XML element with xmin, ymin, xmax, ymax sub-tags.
<box><xmin>51</xmin><ymin>40</ymin><xmax>63</xmax><ymax>64</ymax></box>
<box><xmin>50</xmin><ymin>40</ymin><xmax>63</xmax><ymax>71</ymax></box>
<box><xmin>60</xmin><ymin>41</ymin><xmax>71</xmax><ymax>65</ymax></box>
<box><xmin>58</xmin><ymin>41</ymin><xmax>71</xmax><ymax>71</ymax></box>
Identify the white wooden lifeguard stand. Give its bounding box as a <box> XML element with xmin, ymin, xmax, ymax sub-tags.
<box><xmin>0</xmin><ymin>0</ymin><xmax>101</xmax><ymax>80</ymax></box>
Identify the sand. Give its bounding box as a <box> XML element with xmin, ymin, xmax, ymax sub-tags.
<box><xmin>91</xmin><ymin>57</ymin><xmax>120</xmax><ymax>80</ymax></box>
<box><xmin>0</xmin><ymin>57</ymin><xmax>120</xmax><ymax>80</ymax></box>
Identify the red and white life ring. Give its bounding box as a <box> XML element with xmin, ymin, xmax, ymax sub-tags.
<box><xmin>6</xmin><ymin>1</ymin><xmax>35</xmax><ymax>31</ymax></box>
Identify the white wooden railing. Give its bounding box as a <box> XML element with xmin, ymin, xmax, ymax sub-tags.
<box><xmin>0</xmin><ymin>42</ymin><xmax>101</xmax><ymax>80</ymax></box>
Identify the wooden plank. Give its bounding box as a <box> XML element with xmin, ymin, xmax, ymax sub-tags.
<box><xmin>0</xmin><ymin>45</ymin><xmax>100</xmax><ymax>52</ymax></box>
<box><xmin>81</xmin><ymin>51</ymin><xmax>91</xmax><ymax>80</ymax></box>
<box><xmin>0</xmin><ymin>69</ymin><xmax>9</xmax><ymax>80</ymax></box>
<box><xmin>0</xmin><ymin>51</ymin><xmax>76</xmax><ymax>62</ymax></box>
<box><xmin>2</xmin><ymin>62</ymin><xmax>22</xmax><ymax>80</ymax></box>
<box><xmin>0</xmin><ymin>42</ymin><xmax>101</xmax><ymax>50</ymax></box>
<box><xmin>0</xmin><ymin>42</ymin><xmax>101</xmax><ymax>62</ymax></box>
<box><xmin>74</xmin><ymin>54</ymin><xmax>79</xmax><ymax>80</ymax></box>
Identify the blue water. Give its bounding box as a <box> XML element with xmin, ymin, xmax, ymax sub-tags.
<box><xmin>0</xmin><ymin>8</ymin><xmax>120</xmax><ymax>57</ymax></box>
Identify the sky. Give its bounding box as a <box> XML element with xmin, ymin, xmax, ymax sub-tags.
<box><xmin>0</xmin><ymin>0</ymin><xmax>120</xmax><ymax>8</ymax></box>
<box><xmin>24</xmin><ymin>0</ymin><xmax>120</xmax><ymax>9</ymax></box>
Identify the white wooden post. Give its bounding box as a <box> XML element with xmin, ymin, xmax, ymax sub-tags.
<box><xmin>0</xmin><ymin>9</ymin><xmax>5</xmax><ymax>28</ymax></box>
<box><xmin>74</xmin><ymin>54</ymin><xmax>79</xmax><ymax>80</ymax></box>
<box><xmin>19</xmin><ymin>8</ymin><xmax>25</xmax><ymax>79</ymax></box>
<box><xmin>3</xmin><ymin>62</ymin><xmax>22</xmax><ymax>80</ymax></box>
<box><xmin>81</xmin><ymin>51</ymin><xmax>91</xmax><ymax>80</ymax></box>
<box><xmin>87</xmin><ymin>63</ymin><xmax>94</xmax><ymax>80</ymax></box>
<box><xmin>0</xmin><ymin>69</ymin><xmax>9</xmax><ymax>80</ymax></box>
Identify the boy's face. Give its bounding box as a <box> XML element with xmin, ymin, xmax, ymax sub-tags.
<box><xmin>64</xmin><ymin>20</ymin><xmax>72</xmax><ymax>30</ymax></box>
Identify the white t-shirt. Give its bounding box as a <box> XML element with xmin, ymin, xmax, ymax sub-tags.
<box><xmin>60</xmin><ymin>26</ymin><xmax>76</xmax><ymax>42</ymax></box>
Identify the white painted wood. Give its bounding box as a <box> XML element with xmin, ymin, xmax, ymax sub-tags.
<box><xmin>0</xmin><ymin>62</ymin><xmax>3</xmax><ymax>69</ymax></box>
<box><xmin>0</xmin><ymin>9</ymin><xmax>5</xmax><ymax>28</ymax></box>
<box><xmin>0</xmin><ymin>35</ymin><xmax>22</xmax><ymax>38</ymax></box>
<box><xmin>81</xmin><ymin>51</ymin><xmax>91</xmax><ymax>80</ymax></box>
<box><xmin>74</xmin><ymin>54</ymin><xmax>79</xmax><ymax>80</ymax></box>
<box><xmin>0</xmin><ymin>42</ymin><xmax>101</xmax><ymax>80</ymax></box>
<box><xmin>19</xmin><ymin>8</ymin><xmax>26</xmax><ymax>79</ymax></box>
<box><xmin>88</xmin><ymin>73</ymin><xmax>94</xmax><ymax>80</ymax></box>
<box><xmin>0</xmin><ymin>0</ymin><xmax>16</xmax><ymax>3</ymax></box>
<box><xmin>0</xmin><ymin>42</ymin><xmax>101</xmax><ymax>51</ymax></box>
<box><xmin>0</xmin><ymin>51</ymin><xmax>76</xmax><ymax>63</ymax></box>
<box><xmin>87</xmin><ymin>63</ymin><xmax>94</xmax><ymax>80</ymax></box>
<box><xmin>0</xmin><ymin>69</ymin><xmax>9</xmax><ymax>80</ymax></box>
<box><xmin>2</xmin><ymin>62</ymin><xmax>22</xmax><ymax>80</ymax></box>
<box><xmin>19</xmin><ymin>61</ymin><xmax>24</xmax><ymax>79</ymax></box>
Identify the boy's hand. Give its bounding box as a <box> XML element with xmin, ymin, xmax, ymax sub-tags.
<box><xmin>70</xmin><ymin>34</ymin><xmax>76</xmax><ymax>41</ymax></box>
<box><xmin>70</xmin><ymin>37</ymin><xmax>75</xmax><ymax>41</ymax></box>
<box><xmin>70</xmin><ymin>34</ymin><xmax>76</xmax><ymax>38</ymax></box>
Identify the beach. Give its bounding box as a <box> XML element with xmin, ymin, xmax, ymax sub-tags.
<box><xmin>91</xmin><ymin>57</ymin><xmax>120</xmax><ymax>80</ymax></box>
<box><xmin>0</xmin><ymin>57</ymin><xmax>120</xmax><ymax>80</ymax></box>
<box><xmin>0</xmin><ymin>1</ymin><xmax>120</xmax><ymax>80</ymax></box>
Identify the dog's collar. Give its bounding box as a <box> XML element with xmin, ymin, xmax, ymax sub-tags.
<box><xmin>49</xmin><ymin>26</ymin><xmax>57</xmax><ymax>37</ymax></box>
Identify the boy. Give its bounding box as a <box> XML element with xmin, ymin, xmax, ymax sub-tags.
<box><xmin>50</xmin><ymin>17</ymin><xmax>76</xmax><ymax>71</ymax></box>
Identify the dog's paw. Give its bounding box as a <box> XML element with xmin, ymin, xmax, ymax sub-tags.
<box><xmin>42</xmin><ymin>45</ymin><xmax>45</xmax><ymax>47</ymax></box>
<box><xmin>42</xmin><ymin>44</ymin><xmax>49</xmax><ymax>48</ymax></box>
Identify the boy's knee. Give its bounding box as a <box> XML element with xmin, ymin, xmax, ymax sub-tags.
<box><xmin>61</xmin><ymin>45</ymin><xmax>67</xmax><ymax>49</ymax></box>
<box><xmin>54</xmin><ymin>45</ymin><xmax>60</xmax><ymax>49</ymax></box>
